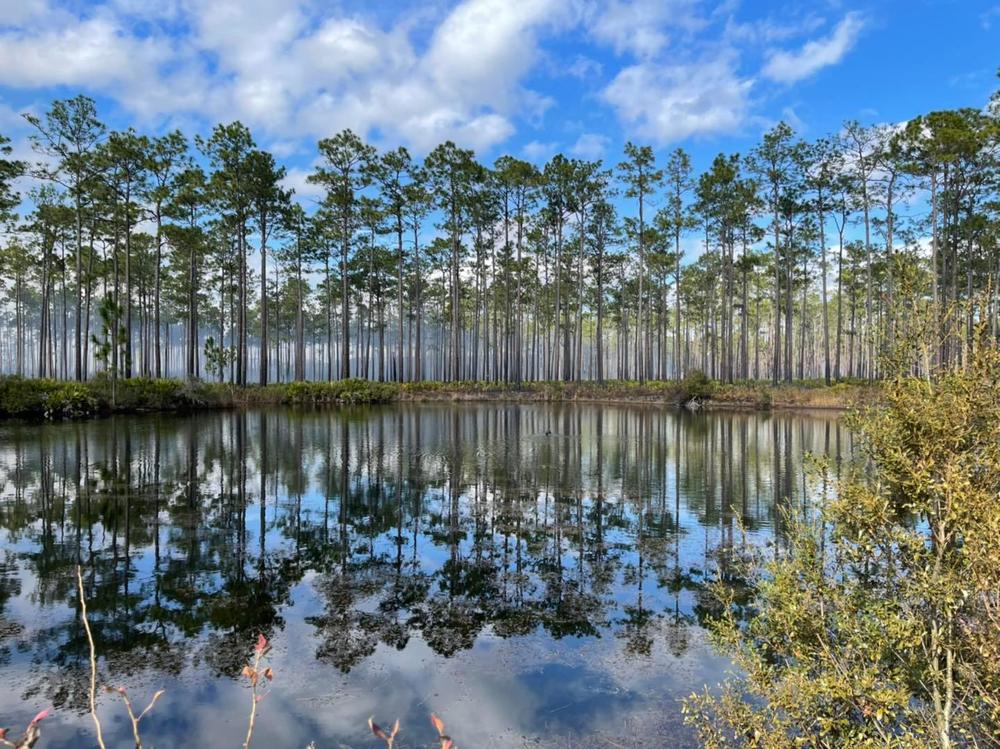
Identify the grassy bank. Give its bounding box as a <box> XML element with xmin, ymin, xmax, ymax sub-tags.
<box><xmin>398</xmin><ymin>376</ymin><xmax>874</xmax><ymax>410</ymax></box>
<box><xmin>0</xmin><ymin>376</ymin><xmax>398</xmax><ymax>419</ymax></box>
<box><xmin>706</xmin><ymin>379</ymin><xmax>876</xmax><ymax>410</ymax></box>
<box><xmin>0</xmin><ymin>374</ymin><xmax>873</xmax><ymax>420</ymax></box>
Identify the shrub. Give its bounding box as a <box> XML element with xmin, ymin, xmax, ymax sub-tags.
<box><xmin>45</xmin><ymin>383</ymin><xmax>100</xmax><ymax>419</ymax></box>
<box><xmin>0</xmin><ymin>377</ymin><xmax>101</xmax><ymax>419</ymax></box>
<box><xmin>685</xmin><ymin>343</ymin><xmax>1000</xmax><ymax>746</ymax></box>
<box><xmin>258</xmin><ymin>379</ymin><xmax>397</xmax><ymax>406</ymax></box>
<box><xmin>0</xmin><ymin>376</ymin><xmax>54</xmax><ymax>416</ymax></box>
<box><xmin>680</xmin><ymin>369</ymin><xmax>715</xmax><ymax>400</ymax></box>
<box><xmin>114</xmin><ymin>378</ymin><xmax>188</xmax><ymax>410</ymax></box>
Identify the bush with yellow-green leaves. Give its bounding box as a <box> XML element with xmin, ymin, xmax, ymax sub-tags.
<box><xmin>685</xmin><ymin>338</ymin><xmax>1000</xmax><ymax>748</ymax></box>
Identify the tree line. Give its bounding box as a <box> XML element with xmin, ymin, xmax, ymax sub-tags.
<box><xmin>1</xmin><ymin>87</ymin><xmax>998</xmax><ymax>387</ymax></box>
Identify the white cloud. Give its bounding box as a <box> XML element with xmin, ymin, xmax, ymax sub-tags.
<box><xmin>0</xmin><ymin>0</ymin><xmax>51</xmax><ymax>25</ymax></box>
<box><xmin>251</xmin><ymin>0</ymin><xmax>569</xmax><ymax>150</ymax></box>
<box><xmin>0</xmin><ymin>0</ymin><xmax>875</xmax><ymax>156</ymax></box>
<box><xmin>280</xmin><ymin>166</ymin><xmax>324</xmax><ymax>205</ymax></box>
<box><xmin>603</xmin><ymin>57</ymin><xmax>752</xmax><ymax>143</ymax></box>
<box><xmin>762</xmin><ymin>12</ymin><xmax>865</xmax><ymax>84</ymax></box>
<box><xmin>723</xmin><ymin>13</ymin><xmax>826</xmax><ymax>45</ymax></box>
<box><xmin>981</xmin><ymin>5</ymin><xmax>1000</xmax><ymax>30</ymax></box>
<box><xmin>569</xmin><ymin>132</ymin><xmax>609</xmax><ymax>160</ymax></box>
<box><xmin>267</xmin><ymin>140</ymin><xmax>305</xmax><ymax>159</ymax></box>
<box><xmin>587</xmin><ymin>0</ymin><xmax>703</xmax><ymax>59</ymax></box>
<box><xmin>0</xmin><ymin>0</ymin><xmax>570</xmax><ymax>154</ymax></box>
<box><xmin>425</xmin><ymin>0</ymin><xmax>564</xmax><ymax>111</ymax></box>
<box><xmin>565</xmin><ymin>55</ymin><xmax>602</xmax><ymax>79</ymax></box>
<box><xmin>0</xmin><ymin>102</ymin><xmax>31</xmax><ymax>131</ymax></box>
<box><xmin>522</xmin><ymin>140</ymin><xmax>558</xmax><ymax>162</ymax></box>
<box><xmin>780</xmin><ymin>105</ymin><xmax>806</xmax><ymax>133</ymax></box>
<box><xmin>0</xmin><ymin>12</ymin><xmax>171</xmax><ymax>91</ymax></box>
<box><xmin>295</xmin><ymin>17</ymin><xmax>389</xmax><ymax>82</ymax></box>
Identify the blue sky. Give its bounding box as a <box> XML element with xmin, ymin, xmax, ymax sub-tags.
<box><xmin>0</xmin><ymin>0</ymin><xmax>997</xmax><ymax>202</ymax></box>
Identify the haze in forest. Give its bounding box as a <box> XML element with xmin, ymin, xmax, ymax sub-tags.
<box><xmin>0</xmin><ymin>1</ymin><xmax>996</xmax><ymax>385</ymax></box>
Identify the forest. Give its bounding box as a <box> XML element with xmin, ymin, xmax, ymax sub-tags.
<box><xmin>1</xmin><ymin>78</ymin><xmax>1000</xmax><ymax>749</ymax></box>
<box><xmin>0</xmin><ymin>86</ymin><xmax>998</xmax><ymax>389</ymax></box>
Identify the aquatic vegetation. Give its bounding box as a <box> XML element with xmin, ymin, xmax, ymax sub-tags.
<box><xmin>0</xmin><ymin>710</ymin><xmax>49</xmax><ymax>749</ymax></box>
<box><xmin>14</xmin><ymin>567</ymin><xmax>459</xmax><ymax>748</ymax></box>
<box><xmin>241</xmin><ymin>634</ymin><xmax>273</xmax><ymax>749</ymax></box>
<box><xmin>367</xmin><ymin>714</ymin><xmax>454</xmax><ymax>749</ymax></box>
<box><xmin>367</xmin><ymin>717</ymin><xmax>399</xmax><ymax>748</ymax></box>
<box><xmin>76</xmin><ymin>565</ymin><xmax>164</xmax><ymax>749</ymax></box>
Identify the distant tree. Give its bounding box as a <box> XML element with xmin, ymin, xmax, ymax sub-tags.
<box><xmin>144</xmin><ymin>130</ymin><xmax>189</xmax><ymax>377</ymax></box>
<box><xmin>659</xmin><ymin>148</ymin><xmax>697</xmax><ymax>378</ymax></box>
<box><xmin>749</xmin><ymin>123</ymin><xmax>803</xmax><ymax>383</ymax></box>
<box><xmin>309</xmin><ymin>130</ymin><xmax>376</xmax><ymax>380</ymax></box>
<box><xmin>198</xmin><ymin>122</ymin><xmax>256</xmax><ymax>385</ymax></box>
<box><xmin>91</xmin><ymin>294</ymin><xmax>126</xmax><ymax>404</ymax></box>
<box><xmin>618</xmin><ymin>142</ymin><xmax>663</xmax><ymax>382</ymax></box>
<box><xmin>424</xmin><ymin>141</ymin><xmax>478</xmax><ymax>381</ymax></box>
<box><xmin>246</xmin><ymin>149</ymin><xmax>289</xmax><ymax>385</ymax></box>
<box><xmin>25</xmin><ymin>96</ymin><xmax>106</xmax><ymax>380</ymax></box>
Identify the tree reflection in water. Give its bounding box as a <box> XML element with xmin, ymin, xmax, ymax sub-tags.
<box><xmin>0</xmin><ymin>404</ymin><xmax>846</xmax><ymax>747</ymax></box>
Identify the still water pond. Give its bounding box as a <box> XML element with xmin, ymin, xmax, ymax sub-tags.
<box><xmin>0</xmin><ymin>404</ymin><xmax>847</xmax><ymax>748</ymax></box>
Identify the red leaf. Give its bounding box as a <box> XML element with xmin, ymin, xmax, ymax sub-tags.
<box><xmin>263</xmin><ymin>667</ymin><xmax>274</xmax><ymax>682</ymax></box>
<box><xmin>430</xmin><ymin>713</ymin><xmax>446</xmax><ymax>736</ymax></box>
<box><xmin>30</xmin><ymin>709</ymin><xmax>50</xmax><ymax>725</ymax></box>
<box><xmin>368</xmin><ymin>716</ymin><xmax>388</xmax><ymax>740</ymax></box>
<box><xmin>0</xmin><ymin>727</ymin><xmax>8</xmax><ymax>739</ymax></box>
<box><xmin>254</xmin><ymin>633</ymin><xmax>268</xmax><ymax>654</ymax></box>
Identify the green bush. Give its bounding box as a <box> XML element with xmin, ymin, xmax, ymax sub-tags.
<box><xmin>89</xmin><ymin>377</ymin><xmax>212</xmax><ymax>411</ymax></box>
<box><xmin>259</xmin><ymin>379</ymin><xmax>397</xmax><ymax>405</ymax></box>
<box><xmin>686</xmin><ymin>344</ymin><xmax>1000</xmax><ymax>746</ymax></box>
<box><xmin>680</xmin><ymin>369</ymin><xmax>715</xmax><ymax>400</ymax></box>
<box><xmin>45</xmin><ymin>384</ymin><xmax>100</xmax><ymax>419</ymax></box>
<box><xmin>0</xmin><ymin>378</ymin><xmax>102</xmax><ymax>419</ymax></box>
<box><xmin>0</xmin><ymin>376</ymin><xmax>53</xmax><ymax>416</ymax></box>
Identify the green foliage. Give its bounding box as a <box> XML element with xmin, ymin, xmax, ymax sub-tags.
<box><xmin>105</xmin><ymin>378</ymin><xmax>199</xmax><ymax>411</ymax></box>
<box><xmin>260</xmin><ymin>379</ymin><xmax>396</xmax><ymax>405</ymax></box>
<box><xmin>685</xmin><ymin>341</ymin><xmax>1000</xmax><ymax>747</ymax></box>
<box><xmin>45</xmin><ymin>383</ymin><xmax>100</xmax><ymax>419</ymax></box>
<box><xmin>0</xmin><ymin>377</ymin><xmax>232</xmax><ymax>419</ymax></box>
<box><xmin>0</xmin><ymin>377</ymin><xmax>99</xmax><ymax>419</ymax></box>
<box><xmin>0</xmin><ymin>374</ymin><xmax>867</xmax><ymax>422</ymax></box>
<box><xmin>680</xmin><ymin>369</ymin><xmax>715</xmax><ymax>400</ymax></box>
<box><xmin>0</xmin><ymin>131</ymin><xmax>24</xmax><ymax>221</ymax></box>
<box><xmin>91</xmin><ymin>295</ymin><xmax>127</xmax><ymax>375</ymax></box>
<box><xmin>204</xmin><ymin>336</ymin><xmax>235</xmax><ymax>381</ymax></box>
<box><xmin>0</xmin><ymin>376</ymin><xmax>53</xmax><ymax>416</ymax></box>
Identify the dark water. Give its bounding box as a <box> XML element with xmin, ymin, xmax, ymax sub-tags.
<box><xmin>0</xmin><ymin>404</ymin><xmax>847</xmax><ymax>748</ymax></box>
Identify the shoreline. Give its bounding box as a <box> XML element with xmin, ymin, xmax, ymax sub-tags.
<box><xmin>395</xmin><ymin>390</ymin><xmax>860</xmax><ymax>411</ymax></box>
<box><xmin>0</xmin><ymin>376</ymin><xmax>874</xmax><ymax>421</ymax></box>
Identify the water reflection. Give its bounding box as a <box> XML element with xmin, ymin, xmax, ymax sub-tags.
<box><xmin>0</xmin><ymin>405</ymin><xmax>846</xmax><ymax>747</ymax></box>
